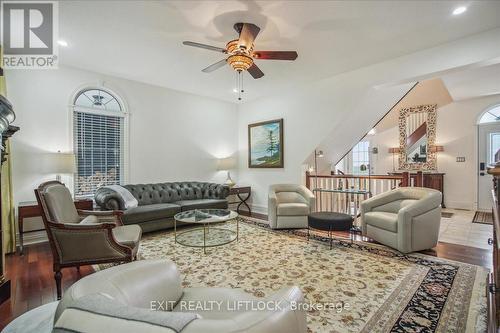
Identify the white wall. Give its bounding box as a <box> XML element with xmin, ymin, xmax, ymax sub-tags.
<box><xmin>237</xmin><ymin>29</ymin><xmax>500</xmax><ymax>213</ymax></box>
<box><xmin>363</xmin><ymin>95</ymin><xmax>500</xmax><ymax>210</ymax></box>
<box><xmin>368</xmin><ymin>127</ymin><xmax>400</xmax><ymax>175</ymax></box>
<box><xmin>7</xmin><ymin>65</ymin><xmax>238</xmax><ymax>208</ymax></box>
<box><xmin>437</xmin><ymin>95</ymin><xmax>500</xmax><ymax>209</ymax></box>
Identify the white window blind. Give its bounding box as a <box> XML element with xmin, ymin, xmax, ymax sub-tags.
<box><xmin>73</xmin><ymin>89</ymin><xmax>125</xmax><ymax>197</ymax></box>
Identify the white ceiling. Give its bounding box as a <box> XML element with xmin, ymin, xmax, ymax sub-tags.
<box><xmin>59</xmin><ymin>1</ymin><xmax>500</xmax><ymax>103</ymax></box>
<box><xmin>441</xmin><ymin>63</ymin><xmax>500</xmax><ymax>101</ymax></box>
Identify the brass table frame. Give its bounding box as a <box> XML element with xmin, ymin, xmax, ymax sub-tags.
<box><xmin>174</xmin><ymin>212</ymin><xmax>239</xmax><ymax>254</ymax></box>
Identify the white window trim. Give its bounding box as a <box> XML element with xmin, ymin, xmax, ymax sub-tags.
<box><xmin>350</xmin><ymin>141</ymin><xmax>371</xmax><ymax>175</ymax></box>
<box><xmin>68</xmin><ymin>85</ymin><xmax>130</xmax><ymax>198</ymax></box>
<box><xmin>477</xmin><ymin>104</ymin><xmax>500</xmax><ymax>125</ymax></box>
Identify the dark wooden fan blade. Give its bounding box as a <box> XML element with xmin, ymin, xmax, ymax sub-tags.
<box><xmin>253</xmin><ymin>51</ymin><xmax>298</xmax><ymax>60</ymax></box>
<box><xmin>202</xmin><ymin>59</ymin><xmax>227</xmax><ymax>73</ymax></box>
<box><xmin>237</xmin><ymin>23</ymin><xmax>260</xmax><ymax>50</ymax></box>
<box><xmin>183</xmin><ymin>41</ymin><xmax>226</xmax><ymax>53</ymax></box>
<box><xmin>247</xmin><ymin>63</ymin><xmax>264</xmax><ymax>79</ymax></box>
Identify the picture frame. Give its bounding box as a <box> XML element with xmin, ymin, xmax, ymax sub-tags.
<box><xmin>398</xmin><ymin>104</ymin><xmax>437</xmax><ymax>171</ymax></box>
<box><xmin>248</xmin><ymin>118</ymin><xmax>284</xmax><ymax>168</ymax></box>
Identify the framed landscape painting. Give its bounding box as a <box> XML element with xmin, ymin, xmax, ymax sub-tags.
<box><xmin>248</xmin><ymin>118</ymin><xmax>284</xmax><ymax>168</ymax></box>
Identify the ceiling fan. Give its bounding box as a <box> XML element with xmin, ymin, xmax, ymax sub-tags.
<box><xmin>183</xmin><ymin>23</ymin><xmax>298</xmax><ymax>99</ymax></box>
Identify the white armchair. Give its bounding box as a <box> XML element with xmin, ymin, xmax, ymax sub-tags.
<box><xmin>268</xmin><ymin>184</ymin><xmax>315</xmax><ymax>229</ymax></box>
<box><xmin>360</xmin><ymin>187</ymin><xmax>442</xmax><ymax>253</ymax></box>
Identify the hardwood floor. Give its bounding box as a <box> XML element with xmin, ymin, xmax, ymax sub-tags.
<box><xmin>0</xmin><ymin>211</ymin><xmax>492</xmax><ymax>329</ymax></box>
<box><xmin>0</xmin><ymin>243</ymin><xmax>94</xmax><ymax>329</ymax></box>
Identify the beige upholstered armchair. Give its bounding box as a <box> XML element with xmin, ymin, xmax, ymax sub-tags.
<box><xmin>360</xmin><ymin>187</ymin><xmax>442</xmax><ymax>253</ymax></box>
<box><xmin>268</xmin><ymin>184</ymin><xmax>315</xmax><ymax>229</ymax></box>
<box><xmin>3</xmin><ymin>260</ymin><xmax>307</xmax><ymax>333</ymax></box>
<box><xmin>35</xmin><ymin>181</ymin><xmax>142</xmax><ymax>299</ymax></box>
<box><xmin>52</xmin><ymin>259</ymin><xmax>307</xmax><ymax>333</ymax></box>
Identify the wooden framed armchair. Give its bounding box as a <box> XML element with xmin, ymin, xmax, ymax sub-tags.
<box><xmin>34</xmin><ymin>181</ymin><xmax>142</xmax><ymax>299</ymax></box>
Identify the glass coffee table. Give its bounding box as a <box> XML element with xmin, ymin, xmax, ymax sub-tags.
<box><xmin>174</xmin><ymin>209</ymin><xmax>239</xmax><ymax>254</ymax></box>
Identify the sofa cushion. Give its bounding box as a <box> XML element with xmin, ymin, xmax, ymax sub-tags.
<box><xmin>364</xmin><ymin>211</ymin><xmax>398</xmax><ymax>232</ymax></box>
<box><xmin>277</xmin><ymin>203</ymin><xmax>309</xmax><ymax>216</ymax></box>
<box><xmin>122</xmin><ymin>203</ymin><xmax>181</xmax><ymax>224</ymax></box>
<box><xmin>372</xmin><ymin>199</ymin><xmax>417</xmax><ymax>214</ymax></box>
<box><xmin>174</xmin><ymin>199</ymin><xmax>228</xmax><ymax>211</ymax></box>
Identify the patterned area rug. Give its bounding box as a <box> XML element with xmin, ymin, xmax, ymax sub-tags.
<box><xmin>472</xmin><ymin>211</ymin><xmax>493</xmax><ymax>225</ymax></box>
<box><xmin>97</xmin><ymin>217</ymin><xmax>488</xmax><ymax>333</ymax></box>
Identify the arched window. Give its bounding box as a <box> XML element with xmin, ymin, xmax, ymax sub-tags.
<box><xmin>72</xmin><ymin>88</ymin><xmax>126</xmax><ymax>197</ymax></box>
<box><xmin>478</xmin><ymin>105</ymin><xmax>500</xmax><ymax>124</ymax></box>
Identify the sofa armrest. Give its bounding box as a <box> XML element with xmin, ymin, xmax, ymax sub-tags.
<box><xmin>94</xmin><ymin>187</ymin><xmax>125</xmax><ymax>210</ymax></box>
<box><xmin>54</xmin><ymin>259</ymin><xmax>183</xmax><ymax>323</ymax></box>
<box><xmin>397</xmin><ymin>191</ymin><xmax>442</xmax><ymax>253</ymax></box>
<box><xmin>48</xmin><ymin>222</ymin><xmax>132</xmax><ymax>264</ymax></box>
<box><xmin>297</xmin><ymin>185</ymin><xmax>316</xmax><ymax>212</ymax></box>
<box><xmin>78</xmin><ymin>210</ymin><xmax>124</xmax><ymax>226</ymax></box>
<box><xmin>268</xmin><ymin>189</ymin><xmax>278</xmax><ymax>228</ymax></box>
<box><xmin>218</xmin><ymin>184</ymin><xmax>230</xmax><ymax>199</ymax></box>
<box><xmin>397</xmin><ymin>191</ymin><xmax>442</xmax><ymax>221</ymax></box>
<box><xmin>182</xmin><ymin>286</ymin><xmax>307</xmax><ymax>333</ymax></box>
<box><xmin>204</xmin><ymin>183</ymin><xmax>230</xmax><ymax>200</ymax></box>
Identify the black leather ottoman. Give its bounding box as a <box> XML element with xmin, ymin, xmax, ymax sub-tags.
<box><xmin>308</xmin><ymin>212</ymin><xmax>354</xmax><ymax>249</ymax></box>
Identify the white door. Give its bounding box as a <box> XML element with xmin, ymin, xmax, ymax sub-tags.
<box><xmin>477</xmin><ymin>123</ymin><xmax>500</xmax><ymax>210</ymax></box>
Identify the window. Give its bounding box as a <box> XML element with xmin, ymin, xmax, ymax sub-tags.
<box><xmin>490</xmin><ymin>133</ymin><xmax>500</xmax><ymax>165</ymax></box>
<box><xmin>73</xmin><ymin>88</ymin><xmax>126</xmax><ymax>197</ymax></box>
<box><xmin>352</xmin><ymin>141</ymin><xmax>370</xmax><ymax>175</ymax></box>
<box><xmin>479</xmin><ymin>105</ymin><xmax>500</xmax><ymax>124</ymax></box>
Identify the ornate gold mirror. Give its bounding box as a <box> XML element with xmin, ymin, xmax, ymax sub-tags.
<box><xmin>398</xmin><ymin>104</ymin><xmax>437</xmax><ymax>170</ymax></box>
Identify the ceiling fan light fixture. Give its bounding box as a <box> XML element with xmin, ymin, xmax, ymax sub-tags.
<box><xmin>226</xmin><ymin>40</ymin><xmax>239</xmax><ymax>54</ymax></box>
<box><xmin>228</xmin><ymin>54</ymin><xmax>253</xmax><ymax>72</ymax></box>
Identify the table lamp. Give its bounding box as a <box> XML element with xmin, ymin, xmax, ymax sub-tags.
<box><xmin>45</xmin><ymin>151</ymin><xmax>76</xmax><ymax>181</ymax></box>
<box><xmin>388</xmin><ymin>147</ymin><xmax>401</xmax><ymax>171</ymax></box>
<box><xmin>217</xmin><ymin>157</ymin><xmax>236</xmax><ymax>187</ymax></box>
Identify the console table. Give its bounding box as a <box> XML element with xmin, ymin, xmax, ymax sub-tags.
<box><xmin>389</xmin><ymin>172</ymin><xmax>445</xmax><ymax>208</ymax></box>
<box><xmin>228</xmin><ymin>186</ymin><xmax>251</xmax><ymax>214</ymax></box>
<box><xmin>18</xmin><ymin>199</ymin><xmax>93</xmax><ymax>255</ymax></box>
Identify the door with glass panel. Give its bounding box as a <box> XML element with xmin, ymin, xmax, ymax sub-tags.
<box><xmin>478</xmin><ymin>123</ymin><xmax>500</xmax><ymax>210</ymax></box>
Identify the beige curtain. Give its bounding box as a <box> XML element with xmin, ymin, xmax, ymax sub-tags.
<box><xmin>0</xmin><ymin>46</ymin><xmax>16</xmax><ymax>254</ymax></box>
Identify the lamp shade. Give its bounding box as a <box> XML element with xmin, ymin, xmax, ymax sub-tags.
<box><xmin>217</xmin><ymin>157</ymin><xmax>236</xmax><ymax>171</ymax></box>
<box><xmin>388</xmin><ymin>147</ymin><xmax>401</xmax><ymax>154</ymax></box>
<box><xmin>43</xmin><ymin>152</ymin><xmax>76</xmax><ymax>174</ymax></box>
<box><xmin>429</xmin><ymin>145</ymin><xmax>444</xmax><ymax>153</ymax></box>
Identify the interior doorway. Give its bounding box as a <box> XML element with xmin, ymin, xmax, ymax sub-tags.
<box><xmin>477</xmin><ymin>105</ymin><xmax>500</xmax><ymax>211</ymax></box>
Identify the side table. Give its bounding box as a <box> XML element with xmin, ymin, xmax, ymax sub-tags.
<box><xmin>228</xmin><ymin>186</ymin><xmax>251</xmax><ymax>214</ymax></box>
<box><xmin>18</xmin><ymin>199</ymin><xmax>93</xmax><ymax>255</ymax></box>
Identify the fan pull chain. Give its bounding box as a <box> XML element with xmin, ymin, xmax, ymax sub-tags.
<box><xmin>241</xmin><ymin>73</ymin><xmax>244</xmax><ymax>94</ymax></box>
<box><xmin>238</xmin><ymin>71</ymin><xmax>242</xmax><ymax>101</ymax></box>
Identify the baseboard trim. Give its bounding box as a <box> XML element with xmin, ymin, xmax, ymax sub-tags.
<box><xmin>445</xmin><ymin>201</ymin><xmax>474</xmax><ymax>211</ymax></box>
<box><xmin>249</xmin><ymin>204</ymin><xmax>267</xmax><ymax>215</ymax></box>
<box><xmin>17</xmin><ymin>231</ymin><xmax>48</xmax><ymax>248</ymax></box>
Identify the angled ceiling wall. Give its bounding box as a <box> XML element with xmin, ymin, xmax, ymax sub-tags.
<box><xmin>237</xmin><ymin>28</ymin><xmax>500</xmax><ymax>212</ymax></box>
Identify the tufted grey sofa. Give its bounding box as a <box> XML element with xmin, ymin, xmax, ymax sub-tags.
<box><xmin>95</xmin><ymin>182</ymin><xmax>230</xmax><ymax>232</ymax></box>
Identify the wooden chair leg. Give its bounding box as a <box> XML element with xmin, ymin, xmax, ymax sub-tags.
<box><xmin>55</xmin><ymin>270</ymin><xmax>62</xmax><ymax>300</ymax></box>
